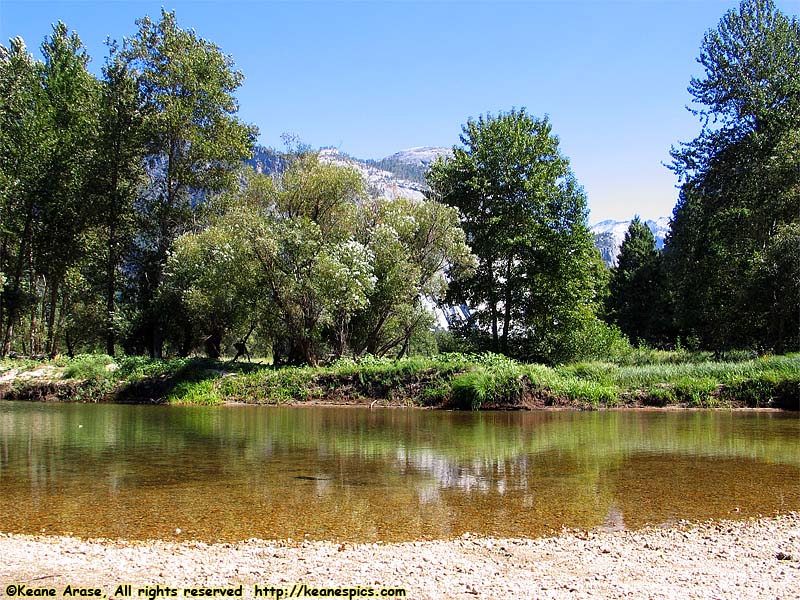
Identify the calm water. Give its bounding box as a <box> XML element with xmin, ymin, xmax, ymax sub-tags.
<box><xmin>0</xmin><ymin>401</ymin><xmax>798</xmax><ymax>542</ymax></box>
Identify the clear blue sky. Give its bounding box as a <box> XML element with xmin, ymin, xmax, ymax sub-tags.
<box><xmin>2</xmin><ymin>0</ymin><xmax>797</xmax><ymax>222</ymax></box>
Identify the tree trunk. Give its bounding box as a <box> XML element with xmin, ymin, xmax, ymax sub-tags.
<box><xmin>45</xmin><ymin>279</ymin><xmax>60</xmax><ymax>357</ymax></box>
<box><xmin>501</xmin><ymin>257</ymin><xmax>513</xmax><ymax>354</ymax></box>
<box><xmin>204</xmin><ymin>328</ymin><xmax>222</xmax><ymax>359</ymax></box>
<box><xmin>106</xmin><ymin>216</ymin><xmax>117</xmax><ymax>356</ymax></box>
<box><xmin>0</xmin><ymin>239</ymin><xmax>6</xmax><ymax>347</ymax></box>
<box><xmin>2</xmin><ymin>205</ymin><xmax>34</xmax><ymax>356</ymax></box>
<box><xmin>2</xmin><ymin>321</ymin><xmax>13</xmax><ymax>357</ymax></box>
<box><xmin>488</xmin><ymin>257</ymin><xmax>499</xmax><ymax>351</ymax></box>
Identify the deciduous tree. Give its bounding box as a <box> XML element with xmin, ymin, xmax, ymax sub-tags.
<box><xmin>427</xmin><ymin>109</ymin><xmax>609</xmax><ymax>363</ymax></box>
<box><xmin>122</xmin><ymin>9</ymin><xmax>257</xmax><ymax>357</ymax></box>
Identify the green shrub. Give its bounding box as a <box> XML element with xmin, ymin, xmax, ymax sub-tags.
<box><xmin>556</xmin><ymin>362</ymin><xmax>618</xmax><ymax>384</ymax></box>
<box><xmin>673</xmin><ymin>376</ymin><xmax>719</xmax><ymax>406</ymax></box>
<box><xmin>165</xmin><ymin>379</ymin><xmax>223</xmax><ymax>405</ymax></box>
<box><xmin>63</xmin><ymin>354</ymin><xmax>115</xmax><ymax>381</ymax></box>
<box><xmin>450</xmin><ymin>371</ymin><xmax>491</xmax><ymax>410</ymax></box>
<box><xmin>421</xmin><ymin>380</ymin><xmax>452</xmax><ymax>406</ymax></box>
<box><xmin>645</xmin><ymin>385</ymin><xmax>675</xmax><ymax>406</ymax></box>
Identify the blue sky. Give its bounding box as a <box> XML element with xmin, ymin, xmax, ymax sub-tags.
<box><xmin>2</xmin><ymin>0</ymin><xmax>797</xmax><ymax>222</ymax></box>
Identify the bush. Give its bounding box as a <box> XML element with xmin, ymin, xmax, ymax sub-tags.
<box><xmin>63</xmin><ymin>354</ymin><xmax>115</xmax><ymax>381</ymax></box>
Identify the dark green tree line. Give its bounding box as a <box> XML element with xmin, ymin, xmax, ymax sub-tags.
<box><xmin>666</xmin><ymin>0</ymin><xmax>799</xmax><ymax>353</ymax></box>
<box><xmin>606</xmin><ymin>217</ymin><xmax>672</xmax><ymax>347</ymax></box>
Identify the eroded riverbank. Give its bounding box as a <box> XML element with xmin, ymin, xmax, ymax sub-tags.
<box><xmin>1</xmin><ymin>513</ymin><xmax>799</xmax><ymax>600</ymax></box>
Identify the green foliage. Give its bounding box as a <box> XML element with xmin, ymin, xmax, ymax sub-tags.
<box><xmin>667</xmin><ymin>0</ymin><xmax>800</xmax><ymax>354</ymax></box>
<box><xmin>89</xmin><ymin>41</ymin><xmax>147</xmax><ymax>355</ymax></box>
<box><xmin>427</xmin><ymin>108</ymin><xmax>608</xmax><ymax>363</ymax></box>
<box><xmin>161</xmin><ymin>215</ymin><xmax>263</xmax><ymax>358</ymax></box>
<box><xmin>163</xmin><ymin>152</ymin><xmax>474</xmax><ymax>365</ymax></box>
<box><xmin>607</xmin><ymin>217</ymin><xmax>673</xmax><ymax>347</ymax></box>
<box><xmin>0</xmin><ymin>24</ymin><xmax>103</xmax><ymax>357</ymax></box>
<box><xmin>120</xmin><ymin>9</ymin><xmax>257</xmax><ymax>358</ymax></box>
<box><xmin>164</xmin><ymin>378</ymin><xmax>223</xmax><ymax>405</ymax></box>
<box><xmin>450</xmin><ymin>372</ymin><xmax>493</xmax><ymax>410</ymax></box>
<box><xmin>4</xmin><ymin>351</ymin><xmax>798</xmax><ymax>409</ymax></box>
<box><xmin>62</xmin><ymin>354</ymin><xmax>114</xmax><ymax>381</ymax></box>
<box><xmin>0</xmin><ymin>11</ymin><xmax>255</xmax><ymax>360</ymax></box>
<box><xmin>114</xmin><ymin>355</ymin><xmax>188</xmax><ymax>381</ymax></box>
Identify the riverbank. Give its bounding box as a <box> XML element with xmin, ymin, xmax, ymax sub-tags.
<box><xmin>1</xmin><ymin>513</ymin><xmax>798</xmax><ymax>599</ymax></box>
<box><xmin>1</xmin><ymin>352</ymin><xmax>798</xmax><ymax>410</ymax></box>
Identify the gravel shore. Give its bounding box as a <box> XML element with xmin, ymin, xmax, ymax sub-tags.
<box><xmin>1</xmin><ymin>513</ymin><xmax>798</xmax><ymax>599</ymax></box>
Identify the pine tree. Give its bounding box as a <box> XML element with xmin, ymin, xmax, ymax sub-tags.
<box><xmin>667</xmin><ymin>0</ymin><xmax>800</xmax><ymax>352</ymax></box>
<box><xmin>607</xmin><ymin>217</ymin><xmax>672</xmax><ymax>347</ymax></box>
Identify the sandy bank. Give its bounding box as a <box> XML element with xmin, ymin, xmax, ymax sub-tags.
<box><xmin>1</xmin><ymin>513</ymin><xmax>798</xmax><ymax>599</ymax></box>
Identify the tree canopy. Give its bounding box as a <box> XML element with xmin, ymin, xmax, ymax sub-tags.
<box><xmin>427</xmin><ymin>109</ymin><xmax>614</xmax><ymax>363</ymax></box>
<box><xmin>606</xmin><ymin>217</ymin><xmax>672</xmax><ymax>347</ymax></box>
<box><xmin>162</xmin><ymin>153</ymin><xmax>475</xmax><ymax>365</ymax></box>
<box><xmin>0</xmin><ymin>13</ymin><xmax>257</xmax><ymax>359</ymax></box>
<box><xmin>667</xmin><ymin>0</ymin><xmax>799</xmax><ymax>353</ymax></box>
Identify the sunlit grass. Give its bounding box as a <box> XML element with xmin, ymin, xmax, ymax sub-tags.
<box><xmin>1</xmin><ymin>351</ymin><xmax>797</xmax><ymax>409</ymax></box>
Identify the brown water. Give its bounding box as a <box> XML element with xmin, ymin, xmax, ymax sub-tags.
<box><xmin>0</xmin><ymin>401</ymin><xmax>797</xmax><ymax>542</ymax></box>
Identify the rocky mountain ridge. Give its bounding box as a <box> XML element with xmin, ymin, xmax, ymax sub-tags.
<box><xmin>591</xmin><ymin>217</ymin><xmax>670</xmax><ymax>265</ymax></box>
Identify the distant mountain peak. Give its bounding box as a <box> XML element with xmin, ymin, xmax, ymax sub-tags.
<box><xmin>382</xmin><ymin>147</ymin><xmax>451</xmax><ymax>168</ymax></box>
<box><xmin>591</xmin><ymin>217</ymin><xmax>670</xmax><ymax>265</ymax></box>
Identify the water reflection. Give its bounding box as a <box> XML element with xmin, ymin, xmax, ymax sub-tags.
<box><xmin>0</xmin><ymin>402</ymin><xmax>797</xmax><ymax>542</ymax></box>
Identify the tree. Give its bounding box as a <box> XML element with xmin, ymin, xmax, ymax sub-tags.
<box><xmin>89</xmin><ymin>42</ymin><xmax>147</xmax><ymax>356</ymax></box>
<box><xmin>0</xmin><ymin>24</ymin><xmax>102</xmax><ymax>357</ymax></box>
<box><xmin>163</xmin><ymin>152</ymin><xmax>475</xmax><ymax>364</ymax></box>
<box><xmin>244</xmin><ymin>156</ymin><xmax>374</xmax><ymax>365</ymax></box>
<box><xmin>427</xmin><ymin>109</ymin><xmax>609</xmax><ymax>363</ymax></box>
<box><xmin>122</xmin><ymin>9</ymin><xmax>257</xmax><ymax>357</ymax></box>
<box><xmin>349</xmin><ymin>196</ymin><xmax>475</xmax><ymax>358</ymax></box>
<box><xmin>667</xmin><ymin>0</ymin><xmax>800</xmax><ymax>352</ymax></box>
<box><xmin>35</xmin><ymin>23</ymin><xmax>101</xmax><ymax>356</ymax></box>
<box><xmin>0</xmin><ymin>37</ymin><xmax>49</xmax><ymax>356</ymax></box>
<box><xmin>607</xmin><ymin>217</ymin><xmax>672</xmax><ymax>346</ymax></box>
<box><xmin>161</xmin><ymin>213</ymin><xmax>263</xmax><ymax>358</ymax></box>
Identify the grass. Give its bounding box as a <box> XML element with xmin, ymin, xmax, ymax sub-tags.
<box><xmin>0</xmin><ymin>351</ymin><xmax>797</xmax><ymax>410</ymax></box>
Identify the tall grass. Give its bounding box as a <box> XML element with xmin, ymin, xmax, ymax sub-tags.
<box><xmin>1</xmin><ymin>351</ymin><xmax>798</xmax><ymax>409</ymax></box>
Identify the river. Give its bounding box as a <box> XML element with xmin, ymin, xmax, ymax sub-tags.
<box><xmin>0</xmin><ymin>401</ymin><xmax>797</xmax><ymax>542</ymax></box>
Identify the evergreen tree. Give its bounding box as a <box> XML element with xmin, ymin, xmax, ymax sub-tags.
<box><xmin>607</xmin><ymin>217</ymin><xmax>672</xmax><ymax>347</ymax></box>
<box><xmin>667</xmin><ymin>0</ymin><xmax>800</xmax><ymax>352</ymax></box>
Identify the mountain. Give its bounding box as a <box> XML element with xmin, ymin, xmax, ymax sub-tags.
<box><xmin>319</xmin><ymin>148</ymin><xmax>429</xmax><ymax>200</ymax></box>
<box><xmin>249</xmin><ymin>146</ymin><xmax>286</xmax><ymax>175</ymax></box>
<box><xmin>247</xmin><ymin>145</ymin><xmax>446</xmax><ymax>201</ymax></box>
<box><xmin>387</xmin><ymin>146</ymin><xmax>451</xmax><ymax>166</ymax></box>
<box><xmin>365</xmin><ymin>146</ymin><xmax>451</xmax><ymax>185</ymax></box>
<box><xmin>590</xmin><ymin>217</ymin><xmax>670</xmax><ymax>265</ymax></box>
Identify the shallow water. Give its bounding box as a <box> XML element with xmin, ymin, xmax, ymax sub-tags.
<box><xmin>0</xmin><ymin>402</ymin><xmax>797</xmax><ymax>542</ymax></box>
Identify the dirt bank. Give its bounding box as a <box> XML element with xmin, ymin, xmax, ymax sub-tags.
<box><xmin>1</xmin><ymin>513</ymin><xmax>798</xmax><ymax>599</ymax></box>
